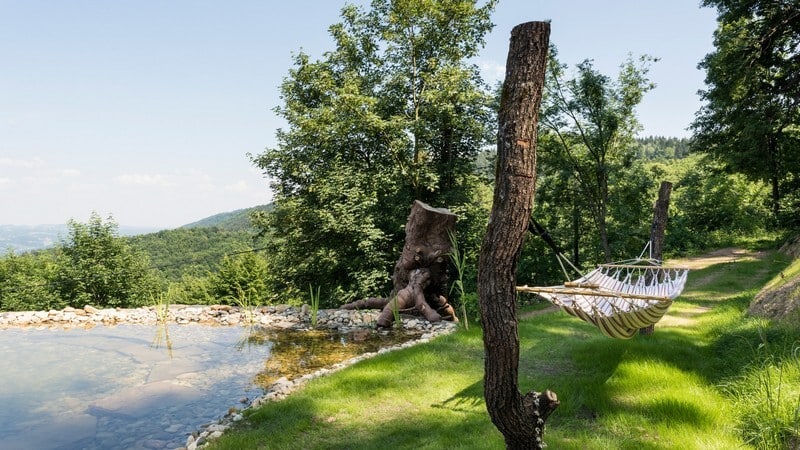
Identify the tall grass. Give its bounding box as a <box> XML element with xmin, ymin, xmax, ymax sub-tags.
<box><xmin>723</xmin><ymin>329</ymin><xmax>800</xmax><ymax>449</ymax></box>
<box><xmin>308</xmin><ymin>284</ymin><xmax>321</xmax><ymax>328</ymax></box>
<box><xmin>448</xmin><ymin>230</ymin><xmax>472</xmax><ymax>329</ymax></box>
<box><xmin>233</xmin><ymin>289</ymin><xmax>258</xmax><ymax>325</ymax></box>
<box><xmin>150</xmin><ymin>287</ymin><xmax>172</xmax><ymax>324</ymax></box>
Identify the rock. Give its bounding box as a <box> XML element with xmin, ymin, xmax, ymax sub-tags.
<box><xmin>84</xmin><ymin>305</ymin><xmax>100</xmax><ymax>314</ymax></box>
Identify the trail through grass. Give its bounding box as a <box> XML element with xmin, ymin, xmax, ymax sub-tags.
<box><xmin>209</xmin><ymin>248</ymin><xmax>799</xmax><ymax>449</ymax></box>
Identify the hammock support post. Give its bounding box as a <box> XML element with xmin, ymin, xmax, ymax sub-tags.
<box><xmin>521</xmin><ymin>181</ymin><xmax>687</xmax><ymax>339</ymax></box>
<box><xmin>640</xmin><ymin>180</ymin><xmax>673</xmax><ymax>336</ymax></box>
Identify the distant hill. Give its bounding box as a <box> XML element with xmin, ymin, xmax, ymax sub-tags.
<box><xmin>181</xmin><ymin>204</ymin><xmax>272</xmax><ymax>232</ymax></box>
<box><xmin>130</xmin><ymin>204</ymin><xmax>274</xmax><ymax>281</ymax></box>
<box><xmin>0</xmin><ymin>224</ymin><xmax>159</xmax><ymax>254</ymax></box>
<box><xmin>1</xmin><ymin>204</ymin><xmax>271</xmax><ymax>254</ymax></box>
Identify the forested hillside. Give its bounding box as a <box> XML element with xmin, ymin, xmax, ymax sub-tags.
<box><xmin>127</xmin><ymin>227</ymin><xmax>264</xmax><ymax>282</ymax></box>
<box><xmin>127</xmin><ymin>204</ymin><xmax>272</xmax><ymax>281</ymax></box>
<box><xmin>181</xmin><ymin>204</ymin><xmax>272</xmax><ymax>232</ymax></box>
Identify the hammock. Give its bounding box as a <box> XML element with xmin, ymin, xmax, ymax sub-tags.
<box><xmin>517</xmin><ymin>234</ymin><xmax>689</xmax><ymax>339</ymax></box>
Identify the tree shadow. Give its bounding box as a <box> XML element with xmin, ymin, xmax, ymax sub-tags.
<box><xmin>432</xmin><ymin>379</ymin><xmax>484</xmax><ymax>413</ymax></box>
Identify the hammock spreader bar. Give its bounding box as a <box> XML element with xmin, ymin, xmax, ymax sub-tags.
<box><xmin>521</xmin><ymin>218</ymin><xmax>689</xmax><ymax>339</ymax></box>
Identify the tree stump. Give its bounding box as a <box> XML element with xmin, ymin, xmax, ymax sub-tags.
<box><xmin>341</xmin><ymin>200</ymin><xmax>458</xmax><ymax>328</ymax></box>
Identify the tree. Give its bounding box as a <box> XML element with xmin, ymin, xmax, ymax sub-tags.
<box><xmin>208</xmin><ymin>251</ymin><xmax>272</xmax><ymax>305</ymax></box>
<box><xmin>478</xmin><ymin>21</ymin><xmax>559</xmax><ymax>449</ymax></box>
<box><xmin>692</xmin><ymin>0</ymin><xmax>800</xmax><ymax>226</ymax></box>
<box><xmin>55</xmin><ymin>213</ymin><xmax>156</xmax><ymax>308</ymax></box>
<box><xmin>539</xmin><ymin>48</ymin><xmax>656</xmax><ymax>262</ymax></box>
<box><xmin>0</xmin><ymin>251</ymin><xmax>63</xmax><ymax>312</ymax></box>
<box><xmin>251</xmin><ymin>0</ymin><xmax>497</xmax><ymax>303</ymax></box>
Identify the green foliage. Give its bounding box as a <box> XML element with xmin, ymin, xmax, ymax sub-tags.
<box><xmin>0</xmin><ymin>250</ymin><xmax>64</xmax><ymax>312</ymax></box>
<box><xmin>667</xmin><ymin>154</ymin><xmax>771</xmax><ymax>251</ymax></box>
<box><xmin>692</xmin><ymin>0</ymin><xmax>800</xmax><ymax>226</ymax></box>
<box><xmin>54</xmin><ymin>213</ymin><xmax>157</xmax><ymax>308</ymax></box>
<box><xmin>210</xmin><ymin>248</ymin><xmax>800</xmax><ymax>450</ymax></box>
<box><xmin>170</xmin><ymin>273</ymin><xmax>215</xmax><ymax>305</ymax></box>
<box><xmin>182</xmin><ymin>204</ymin><xmax>272</xmax><ymax>231</ymax></box>
<box><xmin>150</xmin><ymin>286</ymin><xmax>173</xmax><ymax>323</ymax></box>
<box><xmin>448</xmin><ymin>230</ymin><xmax>477</xmax><ymax>327</ymax></box>
<box><xmin>128</xmin><ymin>227</ymin><xmax>264</xmax><ymax>282</ymax></box>
<box><xmin>538</xmin><ymin>46</ymin><xmax>657</xmax><ymax>263</ymax></box>
<box><xmin>634</xmin><ymin>136</ymin><xmax>692</xmax><ymax>160</ymax></box>
<box><xmin>723</xmin><ymin>335</ymin><xmax>800</xmax><ymax>449</ymax></box>
<box><xmin>251</xmin><ymin>0</ymin><xmax>497</xmax><ymax>304</ymax></box>
<box><xmin>207</xmin><ymin>251</ymin><xmax>272</xmax><ymax>305</ymax></box>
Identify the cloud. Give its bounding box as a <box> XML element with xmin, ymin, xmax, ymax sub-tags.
<box><xmin>59</xmin><ymin>169</ymin><xmax>81</xmax><ymax>177</ymax></box>
<box><xmin>223</xmin><ymin>180</ymin><xmax>249</xmax><ymax>193</ymax></box>
<box><xmin>0</xmin><ymin>157</ymin><xmax>44</xmax><ymax>168</ymax></box>
<box><xmin>478</xmin><ymin>60</ymin><xmax>506</xmax><ymax>83</ymax></box>
<box><xmin>114</xmin><ymin>173</ymin><xmax>176</xmax><ymax>187</ymax></box>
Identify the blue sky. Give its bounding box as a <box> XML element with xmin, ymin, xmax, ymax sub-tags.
<box><xmin>0</xmin><ymin>0</ymin><xmax>717</xmax><ymax>228</ymax></box>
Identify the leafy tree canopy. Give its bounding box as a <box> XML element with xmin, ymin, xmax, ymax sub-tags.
<box><xmin>692</xmin><ymin>0</ymin><xmax>800</xmax><ymax>225</ymax></box>
<box><xmin>55</xmin><ymin>212</ymin><xmax>157</xmax><ymax>308</ymax></box>
<box><xmin>537</xmin><ymin>47</ymin><xmax>657</xmax><ymax>263</ymax></box>
<box><xmin>251</xmin><ymin>0</ymin><xmax>497</xmax><ymax>303</ymax></box>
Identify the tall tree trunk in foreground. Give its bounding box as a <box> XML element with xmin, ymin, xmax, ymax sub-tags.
<box><xmin>477</xmin><ymin>21</ymin><xmax>558</xmax><ymax>449</ymax></box>
<box><xmin>639</xmin><ymin>180</ymin><xmax>672</xmax><ymax>336</ymax></box>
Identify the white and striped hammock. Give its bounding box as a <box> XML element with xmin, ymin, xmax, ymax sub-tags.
<box><xmin>518</xmin><ymin>249</ymin><xmax>689</xmax><ymax>339</ymax></box>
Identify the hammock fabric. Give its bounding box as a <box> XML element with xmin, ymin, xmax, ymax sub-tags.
<box><xmin>517</xmin><ymin>261</ymin><xmax>689</xmax><ymax>339</ymax></box>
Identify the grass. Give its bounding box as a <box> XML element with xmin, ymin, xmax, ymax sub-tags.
<box><xmin>233</xmin><ymin>289</ymin><xmax>259</xmax><ymax>325</ymax></box>
<box><xmin>208</xmin><ymin>246</ymin><xmax>800</xmax><ymax>450</ymax></box>
<box><xmin>150</xmin><ymin>287</ymin><xmax>172</xmax><ymax>324</ymax></box>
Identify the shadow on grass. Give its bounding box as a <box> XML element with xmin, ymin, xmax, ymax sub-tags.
<box><xmin>432</xmin><ymin>379</ymin><xmax>484</xmax><ymax>413</ymax></box>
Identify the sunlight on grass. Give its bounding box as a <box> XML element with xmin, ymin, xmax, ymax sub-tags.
<box><xmin>209</xmin><ymin>249</ymin><xmax>800</xmax><ymax>450</ymax></box>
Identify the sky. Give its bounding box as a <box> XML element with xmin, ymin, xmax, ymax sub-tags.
<box><xmin>0</xmin><ymin>0</ymin><xmax>718</xmax><ymax>229</ymax></box>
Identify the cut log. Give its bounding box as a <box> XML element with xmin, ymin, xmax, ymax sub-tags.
<box><xmin>341</xmin><ymin>200</ymin><xmax>458</xmax><ymax>328</ymax></box>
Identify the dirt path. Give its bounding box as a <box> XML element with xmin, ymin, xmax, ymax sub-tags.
<box><xmin>669</xmin><ymin>247</ymin><xmax>765</xmax><ymax>270</ymax></box>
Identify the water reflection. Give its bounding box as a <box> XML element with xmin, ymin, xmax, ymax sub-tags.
<box><xmin>246</xmin><ymin>327</ymin><xmax>421</xmax><ymax>387</ymax></box>
<box><xmin>0</xmin><ymin>323</ymin><xmax>422</xmax><ymax>450</ymax></box>
<box><xmin>151</xmin><ymin>323</ymin><xmax>174</xmax><ymax>358</ymax></box>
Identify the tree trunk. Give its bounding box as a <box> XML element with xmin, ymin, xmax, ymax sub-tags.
<box><xmin>341</xmin><ymin>200</ymin><xmax>458</xmax><ymax>327</ymax></box>
<box><xmin>649</xmin><ymin>181</ymin><xmax>672</xmax><ymax>262</ymax></box>
<box><xmin>639</xmin><ymin>180</ymin><xmax>672</xmax><ymax>336</ymax></box>
<box><xmin>477</xmin><ymin>21</ymin><xmax>558</xmax><ymax>449</ymax></box>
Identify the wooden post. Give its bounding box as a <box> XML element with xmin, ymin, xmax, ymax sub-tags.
<box><xmin>639</xmin><ymin>180</ymin><xmax>672</xmax><ymax>336</ymax></box>
<box><xmin>477</xmin><ymin>21</ymin><xmax>558</xmax><ymax>449</ymax></box>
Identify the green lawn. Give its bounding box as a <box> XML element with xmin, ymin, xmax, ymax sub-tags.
<box><xmin>209</xmin><ymin>248</ymin><xmax>800</xmax><ymax>449</ymax></box>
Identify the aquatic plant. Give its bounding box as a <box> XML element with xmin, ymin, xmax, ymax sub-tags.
<box><xmin>150</xmin><ymin>287</ymin><xmax>172</xmax><ymax>324</ymax></box>
<box><xmin>309</xmin><ymin>284</ymin><xmax>321</xmax><ymax>328</ymax></box>
<box><xmin>448</xmin><ymin>230</ymin><xmax>470</xmax><ymax>330</ymax></box>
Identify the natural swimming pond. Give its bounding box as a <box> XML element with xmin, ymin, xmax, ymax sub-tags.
<box><xmin>0</xmin><ymin>323</ymin><xmax>423</xmax><ymax>450</ymax></box>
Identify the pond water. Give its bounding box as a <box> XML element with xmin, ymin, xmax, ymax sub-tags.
<box><xmin>0</xmin><ymin>323</ymin><xmax>417</xmax><ymax>450</ymax></box>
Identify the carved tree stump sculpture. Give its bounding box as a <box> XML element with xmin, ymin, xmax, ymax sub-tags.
<box><xmin>341</xmin><ymin>200</ymin><xmax>458</xmax><ymax>328</ymax></box>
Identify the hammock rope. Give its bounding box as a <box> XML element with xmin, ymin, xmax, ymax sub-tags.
<box><xmin>518</xmin><ymin>237</ymin><xmax>689</xmax><ymax>339</ymax></box>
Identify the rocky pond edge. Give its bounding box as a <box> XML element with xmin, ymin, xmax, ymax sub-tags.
<box><xmin>0</xmin><ymin>304</ymin><xmax>459</xmax><ymax>449</ymax></box>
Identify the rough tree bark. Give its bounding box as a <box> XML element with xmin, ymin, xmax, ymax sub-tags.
<box><xmin>639</xmin><ymin>180</ymin><xmax>673</xmax><ymax>336</ymax></box>
<box><xmin>477</xmin><ymin>21</ymin><xmax>558</xmax><ymax>449</ymax></box>
<box><xmin>341</xmin><ymin>200</ymin><xmax>458</xmax><ymax>328</ymax></box>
